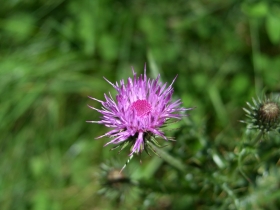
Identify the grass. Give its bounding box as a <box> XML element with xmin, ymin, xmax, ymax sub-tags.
<box><xmin>1</xmin><ymin>0</ymin><xmax>280</xmax><ymax>209</ymax></box>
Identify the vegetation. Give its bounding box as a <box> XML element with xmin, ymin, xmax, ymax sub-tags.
<box><xmin>1</xmin><ymin>0</ymin><xmax>280</xmax><ymax>209</ymax></box>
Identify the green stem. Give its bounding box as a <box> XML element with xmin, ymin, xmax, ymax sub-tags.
<box><xmin>252</xmin><ymin>130</ymin><xmax>263</xmax><ymax>145</ymax></box>
<box><xmin>238</xmin><ymin>148</ymin><xmax>252</xmax><ymax>183</ymax></box>
<box><xmin>147</xmin><ymin>142</ymin><xmax>187</xmax><ymax>172</ymax></box>
<box><xmin>222</xmin><ymin>183</ymin><xmax>239</xmax><ymax>209</ymax></box>
<box><xmin>238</xmin><ymin>131</ymin><xmax>263</xmax><ymax>183</ymax></box>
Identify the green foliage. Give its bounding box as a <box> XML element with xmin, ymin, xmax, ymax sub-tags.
<box><xmin>266</xmin><ymin>11</ymin><xmax>280</xmax><ymax>44</ymax></box>
<box><xmin>1</xmin><ymin>0</ymin><xmax>280</xmax><ymax>209</ymax></box>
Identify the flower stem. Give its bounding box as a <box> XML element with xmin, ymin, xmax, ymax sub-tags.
<box><xmin>222</xmin><ymin>183</ymin><xmax>240</xmax><ymax>209</ymax></box>
<box><xmin>147</xmin><ymin>142</ymin><xmax>187</xmax><ymax>172</ymax></box>
<box><xmin>238</xmin><ymin>131</ymin><xmax>263</xmax><ymax>183</ymax></box>
<box><xmin>252</xmin><ymin>130</ymin><xmax>263</xmax><ymax>145</ymax></box>
<box><xmin>238</xmin><ymin>148</ymin><xmax>252</xmax><ymax>183</ymax></box>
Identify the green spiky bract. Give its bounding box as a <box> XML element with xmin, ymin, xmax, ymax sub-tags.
<box><xmin>242</xmin><ymin>96</ymin><xmax>280</xmax><ymax>133</ymax></box>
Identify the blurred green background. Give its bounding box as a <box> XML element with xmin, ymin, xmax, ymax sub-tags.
<box><xmin>1</xmin><ymin>0</ymin><xmax>280</xmax><ymax>209</ymax></box>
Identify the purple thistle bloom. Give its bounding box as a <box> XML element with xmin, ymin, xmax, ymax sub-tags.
<box><xmin>87</xmin><ymin>65</ymin><xmax>192</xmax><ymax>157</ymax></box>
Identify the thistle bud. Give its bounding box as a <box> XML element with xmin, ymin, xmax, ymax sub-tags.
<box><xmin>97</xmin><ymin>161</ymin><xmax>137</xmax><ymax>203</ymax></box>
<box><xmin>242</xmin><ymin>96</ymin><xmax>280</xmax><ymax>133</ymax></box>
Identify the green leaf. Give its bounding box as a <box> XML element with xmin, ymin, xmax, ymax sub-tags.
<box><xmin>98</xmin><ymin>34</ymin><xmax>118</xmax><ymax>61</ymax></box>
<box><xmin>30</xmin><ymin>156</ymin><xmax>45</xmax><ymax>177</ymax></box>
<box><xmin>241</xmin><ymin>1</ymin><xmax>268</xmax><ymax>17</ymax></box>
<box><xmin>3</xmin><ymin>13</ymin><xmax>35</xmax><ymax>42</ymax></box>
<box><xmin>266</xmin><ymin>13</ymin><xmax>280</xmax><ymax>44</ymax></box>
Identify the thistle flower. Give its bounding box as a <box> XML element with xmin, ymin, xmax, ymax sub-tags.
<box><xmin>87</xmin><ymin>65</ymin><xmax>192</xmax><ymax>168</ymax></box>
<box><xmin>242</xmin><ymin>96</ymin><xmax>280</xmax><ymax>133</ymax></box>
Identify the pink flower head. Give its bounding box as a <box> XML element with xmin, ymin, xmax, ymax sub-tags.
<box><xmin>87</xmin><ymin>65</ymin><xmax>192</xmax><ymax>157</ymax></box>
